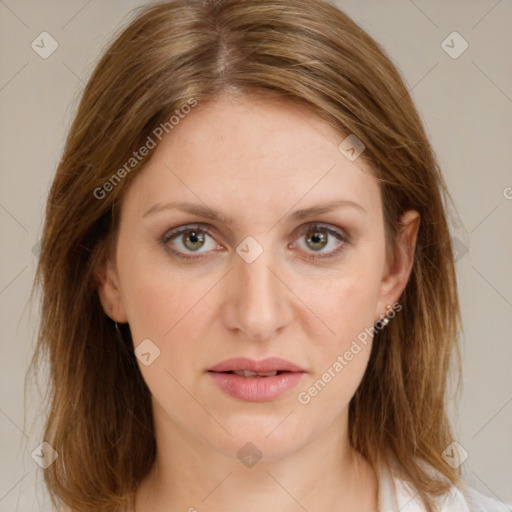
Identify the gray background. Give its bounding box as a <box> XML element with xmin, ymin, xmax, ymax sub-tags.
<box><xmin>0</xmin><ymin>0</ymin><xmax>511</xmax><ymax>510</ymax></box>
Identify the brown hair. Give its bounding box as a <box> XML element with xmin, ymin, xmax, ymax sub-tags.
<box><xmin>26</xmin><ymin>0</ymin><xmax>462</xmax><ymax>510</ymax></box>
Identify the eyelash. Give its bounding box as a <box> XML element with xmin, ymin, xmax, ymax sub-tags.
<box><xmin>161</xmin><ymin>222</ymin><xmax>350</xmax><ymax>261</ymax></box>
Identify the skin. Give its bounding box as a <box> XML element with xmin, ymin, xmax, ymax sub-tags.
<box><xmin>97</xmin><ymin>91</ymin><xmax>420</xmax><ymax>512</ymax></box>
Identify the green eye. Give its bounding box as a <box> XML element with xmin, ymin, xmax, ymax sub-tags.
<box><xmin>161</xmin><ymin>222</ymin><xmax>350</xmax><ymax>261</ymax></box>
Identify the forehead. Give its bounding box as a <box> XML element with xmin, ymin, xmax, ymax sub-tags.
<box><xmin>121</xmin><ymin>93</ymin><xmax>381</xmax><ymax>224</ymax></box>
<box><xmin>167</xmin><ymin>93</ymin><xmax>354</xmax><ymax>170</ymax></box>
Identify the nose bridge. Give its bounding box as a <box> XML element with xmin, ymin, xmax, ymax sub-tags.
<box><xmin>239</xmin><ymin>245</ymin><xmax>276</xmax><ymax>299</ymax></box>
<box><xmin>226</xmin><ymin>235</ymin><xmax>290</xmax><ymax>340</ymax></box>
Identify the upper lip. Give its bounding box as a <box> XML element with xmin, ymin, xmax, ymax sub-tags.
<box><xmin>208</xmin><ymin>357</ymin><xmax>306</xmax><ymax>373</ymax></box>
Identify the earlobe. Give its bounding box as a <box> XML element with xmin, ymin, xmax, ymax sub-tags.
<box><xmin>95</xmin><ymin>259</ymin><xmax>128</xmax><ymax>323</ymax></box>
<box><xmin>376</xmin><ymin>210</ymin><xmax>421</xmax><ymax>317</ymax></box>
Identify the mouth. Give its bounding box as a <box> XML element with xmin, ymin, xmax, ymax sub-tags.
<box><xmin>215</xmin><ymin>370</ymin><xmax>288</xmax><ymax>377</ymax></box>
<box><xmin>207</xmin><ymin>357</ymin><xmax>306</xmax><ymax>402</ymax></box>
<box><xmin>208</xmin><ymin>356</ymin><xmax>306</xmax><ymax>374</ymax></box>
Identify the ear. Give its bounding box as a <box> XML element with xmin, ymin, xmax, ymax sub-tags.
<box><xmin>375</xmin><ymin>209</ymin><xmax>420</xmax><ymax>320</ymax></box>
<box><xmin>95</xmin><ymin>257</ymin><xmax>128</xmax><ymax>323</ymax></box>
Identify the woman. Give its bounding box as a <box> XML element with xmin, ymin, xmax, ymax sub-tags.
<box><xmin>27</xmin><ymin>0</ymin><xmax>511</xmax><ymax>511</ymax></box>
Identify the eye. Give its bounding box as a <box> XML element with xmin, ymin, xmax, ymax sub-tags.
<box><xmin>162</xmin><ymin>224</ymin><xmax>219</xmax><ymax>259</ymax></box>
<box><xmin>292</xmin><ymin>223</ymin><xmax>349</xmax><ymax>260</ymax></box>
<box><xmin>161</xmin><ymin>222</ymin><xmax>349</xmax><ymax>260</ymax></box>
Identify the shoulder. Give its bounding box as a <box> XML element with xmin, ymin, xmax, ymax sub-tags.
<box><xmin>377</xmin><ymin>455</ymin><xmax>512</xmax><ymax>512</ymax></box>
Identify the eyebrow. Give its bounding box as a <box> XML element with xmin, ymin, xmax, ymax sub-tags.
<box><xmin>142</xmin><ymin>199</ymin><xmax>367</xmax><ymax>224</ymax></box>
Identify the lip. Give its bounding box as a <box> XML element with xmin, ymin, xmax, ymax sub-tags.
<box><xmin>207</xmin><ymin>357</ymin><xmax>306</xmax><ymax>402</ymax></box>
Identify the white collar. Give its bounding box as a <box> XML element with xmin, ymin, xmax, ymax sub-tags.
<box><xmin>377</xmin><ymin>456</ymin><xmax>510</xmax><ymax>512</ymax></box>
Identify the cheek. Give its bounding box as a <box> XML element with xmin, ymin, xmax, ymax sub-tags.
<box><xmin>293</xmin><ymin>285</ymin><xmax>376</xmax><ymax>425</ymax></box>
<box><xmin>116</xmin><ymin>251</ymin><xmax>212</xmax><ymax>420</ymax></box>
<box><xmin>119</xmin><ymin>266</ymin><xmax>180</xmax><ymax>343</ymax></box>
<box><xmin>301</xmin><ymin>262</ymin><xmax>382</xmax><ymax>345</ymax></box>
<box><xmin>291</xmin><ymin>257</ymin><xmax>383</xmax><ymax>404</ymax></box>
<box><xmin>116</xmin><ymin>246</ymin><xmax>225</xmax><ymax>387</ymax></box>
<box><xmin>114</xmin><ymin>235</ymin><xmax>199</xmax><ymax>365</ymax></box>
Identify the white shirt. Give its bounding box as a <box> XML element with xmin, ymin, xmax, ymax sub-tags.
<box><xmin>378</xmin><ymin>456</ymin><xmax>512</xmax><ymax>512</ymax></box>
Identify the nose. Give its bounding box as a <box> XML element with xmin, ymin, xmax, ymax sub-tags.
<box><xmin>221</xmin><ymin>241</ymin><xmax>293</xmax><ymax>342</ymax></box>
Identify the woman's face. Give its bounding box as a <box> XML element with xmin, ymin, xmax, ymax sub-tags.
<box><xmin>98</xmin><ymin>93</ymin><xmax>418</xmax><ymax>461</ymax></box>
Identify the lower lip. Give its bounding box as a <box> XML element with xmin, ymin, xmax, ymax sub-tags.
<box><xmin>208</xmin><ymin>371</ymin><xmax>305</xmax><ymax>402</ymax></box>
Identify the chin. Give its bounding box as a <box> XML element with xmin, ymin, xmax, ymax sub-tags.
<box><xmin>202</xmin><ymin>412</ymin><xmax>312</xmax><ymax>462</ymax></box>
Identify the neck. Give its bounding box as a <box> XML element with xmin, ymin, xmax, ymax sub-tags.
<box><xmin>134</xmin><ymin>406</ymin><xmax>379</xmax><ymax>512</ymax></box>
